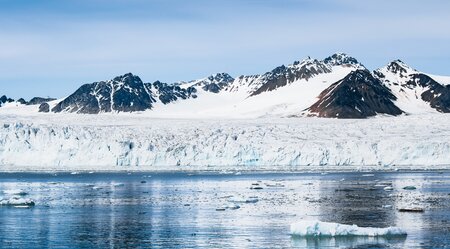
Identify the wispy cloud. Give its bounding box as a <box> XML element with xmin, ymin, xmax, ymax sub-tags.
<box><xmin>0</xmin><ymin>0</ymin><xmax>449</xmax><ymax>99</ymax></box>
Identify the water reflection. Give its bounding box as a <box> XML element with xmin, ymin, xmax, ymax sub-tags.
<box><xmin>0</xmin><ymin>172</ymin><xmax>448</xmax><ymax>248</ymax></box>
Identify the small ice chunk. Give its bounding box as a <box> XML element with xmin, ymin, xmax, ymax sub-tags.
<box><xmin>228</xmin><ymin>196</ymin><xmax>259</xmax><ymax>203</ymax></box>
<box><xmin>290</xmin><ymin>220</ymin><xmax>406</xmax><ymax>237</ymax></box>
<box><xmin>3</xmin><ymin>189</ymin><xmax>28</xmax><ymax>196</ymax></box>
<box><xmin>0</xmin><ymin>197</ymin><xmax>35</xmax><ymax>207</ymax></box>
<box><xmin>223</xmin><ymin>204</ymin><xmax>240</xmax><ymax>210</ymax></box>
<box><xmin>384</xmin><ymin>186</ymin><xmax>394</xmax><ymax>191</ymax></box>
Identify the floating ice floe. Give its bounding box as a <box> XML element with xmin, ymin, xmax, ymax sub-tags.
<box><xmin>0</xmin><ymin>197</ymin><xmax>35</xmax><ymax>207</ymax></box>
<box><xmin>290</xmin><ymin>220</ymin><xmax>406</xmax><ymax>237</ymax></box>
<box><xmin>398</xmin><ymin>207</ymin><xmax>424</xmax><ymax>213</ymax></box>
<box><xmin>228</xmin><ymin>196</ymin><xmax>259</xmax><ymax>204</ymax></box>
<box><xmin>3</xmin><ymin>189</ymin><xmax>28</xmax><ymax>196</ymax></box>
<box><xmin>222</xmin><ymin>204</ymin><xmax>240</xmax><ymax>210</ymax></box>
<box><xmin>383</xmin><ymin>186</ymin><xmax>394</xmax><ymax>191</ymax></box>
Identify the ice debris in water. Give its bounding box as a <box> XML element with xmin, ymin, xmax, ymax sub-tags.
<box><xmin>384</xmin><ymin>186</ymin><xmax>394</xmax><ymax>191</ymax></box>
<box><xmin>3</xmin><ymin>189</ymin><xmax>28</xmax><ymax>196</ymax></box>
<box><xmin>228</xmin><ymin>196</ymin><xmax>259</xmax><ymax>203</ymax></box>
<box><xmin>403</xmin><ymin>186</ymin><xmax>417</xmax><ymax>190</ymax></box>
<box><xmin>290</xmin><ymin>220</ymin><xmax>407</xmax><ymax>237</ymax></box>
<box><xmin>0</xmin><ymin>197</ymin><xmax>35</xmax><ymax>207</ymax></box>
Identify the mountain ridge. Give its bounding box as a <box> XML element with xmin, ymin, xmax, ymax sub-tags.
<box><xmin>2</xmin><ymin>53</ymin><xmax>450</xmax><ymax>118</ymax></box>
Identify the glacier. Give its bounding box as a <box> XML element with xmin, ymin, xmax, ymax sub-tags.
<box><xmin>1</xmin><ymin>113</ymin><xmax>450</xmax><ymax>171</ymax></box>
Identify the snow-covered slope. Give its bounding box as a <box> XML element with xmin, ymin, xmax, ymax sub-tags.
<box><xmin>1</xmin><ymin>114</ymin><xmax>450</xmax><ymax>171</ymax></box>
<box><xmin>374</xmin><ymin>60</ymin><xmax>450</xmax><ymax>114</ymax></box>
<box><xmin>148</xmin><ymin>54</ymin><xmax>361</xmax><ymax>118</ymax></box>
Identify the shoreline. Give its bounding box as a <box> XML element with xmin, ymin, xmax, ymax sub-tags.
<box><xmin>0</xmin><ymin>166</ymin><xmax>449</xmax><ymax>175</ymax></box>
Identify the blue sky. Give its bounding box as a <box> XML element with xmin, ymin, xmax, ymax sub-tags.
<box><xmin>1</xmin><ymin>0</ymin><xmax>450</xmax><ymax>99</ymax></box>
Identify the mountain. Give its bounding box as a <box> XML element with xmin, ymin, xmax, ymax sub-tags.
<box><xmin>226</xmin><ymin>53</ymin><xmax>362</xmax><ymax>97</ymax></box>
<box><xmin>52</xmin><ymin>73</ymin><xmax>197</xmax><ymax>114</ymax></box>
<box><xmin>248</xmin><ymin>58</ymin><xmax>332</xmax><ymax>96</ymax></box>
<box><xmin>52</xmin><ymin>73</ymin><xmax>152</xmax><ymax>113</ymax></box>
<box><xmin>374</xmin><ymin>60</ymin><xmax>450</xmax><ymax>113</ymax></box>
<box><xmin>306</xmin><ymin>70</ymin><xmax>403</xmax><ymax>118</ymax></box>
<box><xmin>0</xmin><ymin>95</ymin><xmax>14</xmax><ymax>107</ymax></box>
<box><xmin>27</xmin><ymin>97</ymin><xmax>57</xmax><ymax>106</ymax></box>
<box><xmin>183</xmin><ymin>73</ymin><xmax>234</xmax><ymax>93</ymax></box>
<box><xmin>4</xmin><ymin>52</ymin><xmax>448</xmax><ymax>119</ymax></box>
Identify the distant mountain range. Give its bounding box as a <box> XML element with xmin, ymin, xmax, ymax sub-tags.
<box><xmin>2</xmin><ymin>53</ymin><xmax>450</xmax><ymax>118</ymax></box>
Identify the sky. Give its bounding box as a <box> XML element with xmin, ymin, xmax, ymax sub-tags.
<box><xmin>0</xmin><ymin>0</ymin><xmax>450</xmax><ymax>99</ymax></box>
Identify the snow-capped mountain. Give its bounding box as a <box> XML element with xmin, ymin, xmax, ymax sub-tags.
<box><xmin>225</xmin><ymin>54</ymin><xmax>362</xmax><ymax>97</ymax></box>
<box><xmin>182</xmin><ymin>73</ymin><xmax>235</xmax><ymax>93</ymax></box>
<box><xmin>374</xmin><ymin>60</ymin><xmax>450</xmax><ymax>114</ymax></box>
<box><xmin>52</xmin><ymin>73</ymin><xmax>197</xmax><ymax>114</ymax></box>
<box><xmin>2</xmin><ymin>53</ymin><xmax>450</xmax><ymax>118</ymax></box>
<box><xmin>323</xmin><ymin>52</ymin><xmax>365</xmax><ymax>68</ymax></box>
<box><xmin>306</xmin><ymin>70</ymin><xmax>403</xmax><ymax>118</ymax></box>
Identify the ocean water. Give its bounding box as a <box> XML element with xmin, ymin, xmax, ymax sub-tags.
<box><xmin>0</xmin><ymin>171</ymin><xmax>449</xmax><ymax>248</ymax></box>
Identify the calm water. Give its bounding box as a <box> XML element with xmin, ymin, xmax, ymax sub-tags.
<box><xmin>0</xmin><ymin>171</ymin><xmax>449</xmax><ymax>249</ymax></box>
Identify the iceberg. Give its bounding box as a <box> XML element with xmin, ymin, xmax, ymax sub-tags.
<box><xmin>0</xmin><ymin>197</ymin><xmax>35</xmax><ymax>207</ymax></box>
<box><xmin>3</xmin><ymin>189</ymin><xmax>28</xmax><ymax>196</ymax></box>
<box><xmin>290</xmin><ymin>220</ymin><xmax>406</xmax><ymax>237</ymax></box>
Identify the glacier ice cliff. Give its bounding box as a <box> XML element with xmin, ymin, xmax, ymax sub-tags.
<box><xmin>0</xmin><ymin>114</ymin><xmax>450</xmax><ymax>171</ymax></box>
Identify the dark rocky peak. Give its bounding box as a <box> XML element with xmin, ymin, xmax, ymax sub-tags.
<box><xmin>0</xmin><ymin>95</ymin><xmax>14</xmax><ymax>103</ymax></box>
<box><xmin>148</xmin><ymin>81</ymin><xmax>197</xmax><ymax>104</ymax></box>
<box><xmin>323</xmin><ymin>53</ymin><xmax>363</xmax><ymax>68</ymax></box>
<box><xmin>190</xmin><ymin>72</ymin><xmax>235</xmax><ymax>93</ymax></box>
<box><xmin>38</xmin><ymin>103</ymin><xmax>50</xmax><ymax>113</ymax></box>
<box><xmin>406</xmin><ymin>73</ymin><xmax>439</xmax><ymax>88</ymax></box>
<box><xmin>385</xmin><ymin>60</ymin><xmax>417</xmax><ymax>77</ymax></box>
<box><xmin>112</xmin><ymin>72</ymin><xmax>143</xmax><ymax>86</ymax></box>
<box><xmin>306</xmin><ymin>70</ymin><xmax>403</xmax><ymax>118</ymax></box>
<box><xmin>0</xmin><ymin>95</ymin><xmax>14</xmax><ymax>107</ymax></box>
<box><xmin>249</xmin><ymin>59</ymin><xmax>331</xmax><ymax>97</ymax></box>
<box><xmin>27</xmin><ymin>97</ymin><xmax>56</xmax><ymax>106</ymax></box>
<box><xmin>52</xmin><ymin>73</ymin><xmax>154</xmax><ymax>114</ymax></box>
<box><xmin>205</xmin><ymin>73</ymin><xmax>234</xmax><ymax>84</ymax></box>
<box><xmin>17</xmin><ymin>98</ymin><xmax>27</xmax><ymax>105</ymax></box>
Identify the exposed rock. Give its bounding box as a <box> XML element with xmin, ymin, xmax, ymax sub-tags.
<box><xmin>323</xmin><ymin>52</ymin><xmax>364</xmax><ymax>68</ymax></box>
<box><xmin>27</xmin><ymin>97</ymin><xmax>56</xmax><ymax>106</ymax></box>
<box><xmin>306</xmin><ymin>70</ymin><xmax>403</xmax><ymax>118</ymax></box>
<box><xmin>38</xmin><ymin>103</ymin><xmax>50</xmax><ymax>113</ymax></box>
<box><xmin>52</xmin><ymin>73</ymin><xmax>198</xmax><ymax>114</ymax></box>
<box><xmin>149</xmin><ymin>81</ymin><xmax>197</xmax><ymax>104</ymax></box>
<box><xmin>17</xmin><ymin>98</ymin><xmax>27</xmax><ymax>105</ymax></box>
<box><xmin>375</xmin><ymin>61</ymin><xmax>450</xmax><ymax>113</ymax></box>
<box><xmin>0</xmin><ymin>95</ymin><xmax>14</xmax><ymax>107</ymax></box>
<box><xmin>250</xmin><ymin>59</ymin><xmax>332</xmax><ymax>96</ymax></box>
<box><xmin>188</xmin><ymin>73</ymin><xmax>234</xmax><ymax>93</ymax></box>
